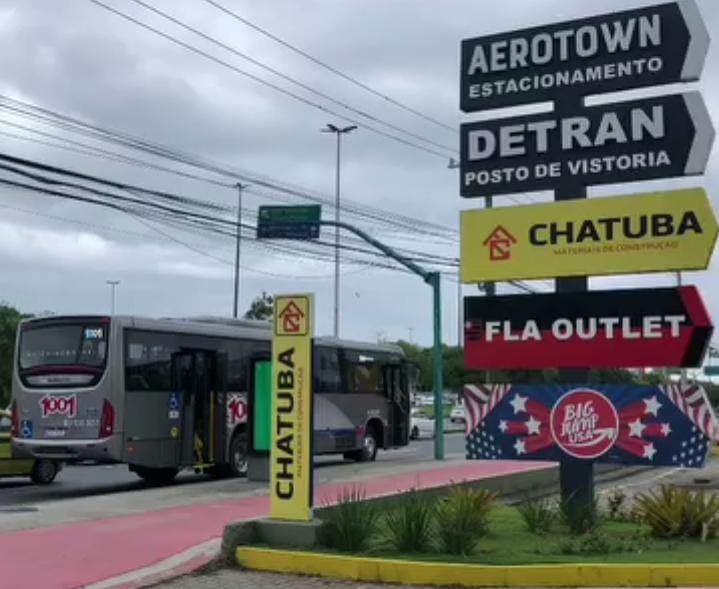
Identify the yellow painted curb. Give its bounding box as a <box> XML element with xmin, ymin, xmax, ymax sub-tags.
<box><xmin>236</xmin><ymin>547</ymin><xmax>719</xmax><ymax>587</ymax></box>
<box><xmin>711</xmin><ymin>445</ymin><xmax>719</xmax><ymax>457</ymax></box>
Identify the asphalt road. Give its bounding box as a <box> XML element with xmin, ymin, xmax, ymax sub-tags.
<box><xmin>0</xmin><ymin>432</ymin><xmax>466</xmax><ymax>508</ymax></box>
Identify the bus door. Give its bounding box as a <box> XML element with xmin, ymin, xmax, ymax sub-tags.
<box><xmin>385</xmin><ymin>364</ymin><xmax>409</xmax><ymax>447</ymax></box>
<box><xmin>171</xmin><ymin>349</ymin><xmax>227</xmax><ymax>469</ymax></box>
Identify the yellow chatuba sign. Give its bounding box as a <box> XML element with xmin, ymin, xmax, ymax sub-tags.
<box><xmin>461</xmin><ymin>188</ymin><xmax>717</xmax><ymax>283</ymax></box>
<box><xmin>270</xmin><ymin>293</ymin><xmax>313</xmax><ymax>521</ymax></box>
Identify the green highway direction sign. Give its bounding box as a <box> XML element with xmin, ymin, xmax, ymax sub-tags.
<box><xmin>257</xmin><ymin>205</ymin><xmax>321</xmax><ymax>240</ymax></box>
<box><xmin>704</xmin><ymin>366</ymin><xmax>719</xmax><ymax>376</ymax></box>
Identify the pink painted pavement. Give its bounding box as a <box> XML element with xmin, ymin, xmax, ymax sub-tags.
<box><xmin>0</xmin><ymin>460</ymin><xmax>551</xmax><ymax>589</ymax></box>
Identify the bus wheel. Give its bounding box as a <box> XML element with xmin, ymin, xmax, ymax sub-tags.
<box><xmin>345</xmin><ymin>428</ymin><xmax>379</xmax><ymax>462</ymax></box>
<box><xmin>410</xmin><ymin>426</ymin><xmax>419</xmax><ymax>440</ymax></box>
<box><xmin>30</xmin><ymin>460</ymin><xmax>58</xmax><ymax>485</ymax></box>
<box><xmin>228</xmin><ymin>432</ymin><xmax>248</xmax><ymax>477</ymax></box>
<box><xmin>134</xmin><ymin>466</ymin><xmax>178</xmax><ymax>486</ymax></box>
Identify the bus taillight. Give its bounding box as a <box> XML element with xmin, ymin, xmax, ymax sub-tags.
<box><xmin>10</xmin><ymin>401</ymin><xmax>19</xmax><ymax>438</ymax></box>
<box><xmin>100</xmin><ymin>400</ymin><xmax>115</xmax><ymax>437</ymax></box>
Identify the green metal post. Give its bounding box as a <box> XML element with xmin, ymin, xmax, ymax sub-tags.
<box><xmin>313</xmin><ymin>220</ymin><xmax>445</xmax><ymax>460</ymax></box>
<box><xmin>431</xmin><ymin>272</ymin><xmax>445</xmax><ymax>460</ymax></box>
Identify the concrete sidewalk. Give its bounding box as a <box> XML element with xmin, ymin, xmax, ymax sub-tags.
<box><xmin>0</xmin><ymin>460</ymin><xmax>552</xmax><ymax>589</ymax></box>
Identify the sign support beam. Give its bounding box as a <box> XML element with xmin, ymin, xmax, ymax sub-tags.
<box><xmin>318</xmin><ymin>220</ymin><xmax>445</xmax><ymax>460</ymax></box>
<box><xmin>555</xmin><ymin>125</ymin><xmax>594</xmax><ymax>507</ymax></box>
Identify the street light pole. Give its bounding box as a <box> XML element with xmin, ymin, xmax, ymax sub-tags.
<box><xmin>106</xmin><ymin>280</ymin><xmax>120</xmax><ymax>315</ymax></box>
<box><xmin>322</xmin><ymin>123</ymin><xmax>357</xmax><ymax>338</ymax></box>
<box><xmin>233</xmin><ymin>183</ymin><xmax>247</xmax><ymax>319</ymax></box>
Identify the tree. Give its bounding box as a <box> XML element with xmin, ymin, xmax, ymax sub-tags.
<box><xmin>244</xmin><ymin>292</ymin><xmax>274</xmax><ymax>321</ymax></box>
<box><xmin>0</xmin><ymin>304</ymin><xmax>27</xmax><ymax>407</ymax></box>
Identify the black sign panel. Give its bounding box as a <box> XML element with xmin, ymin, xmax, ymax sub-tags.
<box><xmin>460</xmin><ymin>1</ymin><xmax>708</xmax><ymax>112</ymax></box>
<box><xmin>464</xmin><ymin>286</ymin><xmax>713</xmax><ymax>370</ymax></box>
<box><xmin>459</xmin><ymin>92</ymin><xmax>714</xmax><ymax>198</ymax></box>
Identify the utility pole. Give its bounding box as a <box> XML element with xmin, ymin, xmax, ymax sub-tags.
<box><xmin>233</xmin><ymin>183</ymin><xmax>247</xmax><ymax>318</ymax></box>
<box><xmin>106</xmin><ymin>280</ymin><xmax>120</xmax><ymax>315</ymax></box>
<box><xmin>322</xmin><ymin>124</ymin><xmax>357</xmax><ymax>337</ymax></box>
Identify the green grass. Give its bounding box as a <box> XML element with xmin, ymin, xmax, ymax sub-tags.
<box><xmin>318</xmin><ymin>505</ymin><xmax>719</xmax><ymax>565</ymax></box>
<box><xmin>414</xmin><ymin>405</ymin><xmax>452</xmax><ymax>419</ymax></box>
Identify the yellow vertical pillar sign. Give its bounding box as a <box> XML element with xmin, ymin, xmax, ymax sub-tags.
<box><xmin>270</xmin><ymin>293</ymin><xmax>314</xmax><ymax>521</ymax></box>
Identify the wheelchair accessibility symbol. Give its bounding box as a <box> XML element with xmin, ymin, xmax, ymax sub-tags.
<box><xmin>169</xmin><ymin>392</ymin><xmax>180</xmax><ymax>411</ymax></box>
<box><xmin>21</xmin><ymin>420</ymin><xmax>33</xmax><ymax>439</ymax></box>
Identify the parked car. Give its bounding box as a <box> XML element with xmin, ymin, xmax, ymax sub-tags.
<box><xmin>450</xmin><ymin>404</ymin><xmax>465</xmax><ymax>423</ymax></box>
<box><xmin>0</xmin><ymin>408</ymin><xmax>60</xmax><ymax>485</ymax></box>
<box><xmin>410</xmin><ymin>409</ymin><xmax>435</xmax><ymax>440</ymax></box>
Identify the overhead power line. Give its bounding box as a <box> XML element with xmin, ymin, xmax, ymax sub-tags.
<box><xmin>128</xmin><ymin>0</ymin><xmax>457</xmax><ymax>155</ymax></box>
<box><xmin>0</xmin><ymin>154</ymin><xmax>459</xmax><ymax>270</ymax></box>
<box><xmin>0</xmin><ymin>94</ymin><xmax>459</xmax><ymax>240</ymax></box>
<box><xmin>86</xmin><ymin>0</ymin><xmax>454</xmax><ymax>160</ymax></box>
<box><xmin>203</xmin><ymin>0</ymin><xmax>457</xmax><ymax>135</ymax></box>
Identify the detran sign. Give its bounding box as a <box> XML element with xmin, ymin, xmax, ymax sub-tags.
<box><xmin>460</xmin><ymin>188</ymin><xmax>718</xmax><ymax>282</ymax></box>
<box><xmin>460</xmin><ymin>92</ymin><xmax>714</xmax><ymax>197</ymax></box>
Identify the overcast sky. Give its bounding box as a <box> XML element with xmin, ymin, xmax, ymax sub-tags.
<box><xmin>0</xmin><ymin>0</ymin><xmax>717</xmax><ymax>352</ymax></box>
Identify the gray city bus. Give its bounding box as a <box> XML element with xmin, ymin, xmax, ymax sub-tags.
<box><xmin>10</xmin><ymin>315</ymin><xmax>411</xmax><ymax>484</ymax></box>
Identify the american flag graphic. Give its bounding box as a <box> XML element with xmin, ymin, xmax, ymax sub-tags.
<box><xmin>464</xmin><ymin>384</ymin><xmax>718</xmax><ymax>468</ymax></box>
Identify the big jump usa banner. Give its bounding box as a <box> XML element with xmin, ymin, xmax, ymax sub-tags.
<box><xmin>464</xmin><ymin>383</ymin><xmax>718</xmax><ymax>468</ymax></box>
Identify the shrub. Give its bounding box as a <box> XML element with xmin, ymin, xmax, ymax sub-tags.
<box><xmin>559</xmin><ymin>530</ymin><xmax>645</xmax><ymax>555</ymax></box>
<box><xmin>437</xmin><ymin>487</ymin><xmax>497</xmax><ymax>555</ymax></box>
<box><xmin>560</xmin><ymin>495</ymin><xmax>600</xmax><ymax>535</ymax></box>
<box><xmin>634</xmin><ymin>485</ymin><xmax>719</xmax><ymax>539</ymax></box>
<box><xmin>516</xmin><ymin>495</ymin><xmax>556</xmax><ymax>535</ymax></box>
<box><xmin>384</xmin><ymin>489</ymin><xmax>436</xmax><ymax>553</ymax></box>
<box><xmin>607</xmin><ymin>489</ymin><xmax>627</xmax><ymax>521</ymax></box>
<box><xmin>317</xmin><ymin>485</ymin><xmax>379</xmax><ymax>552</ymax></box>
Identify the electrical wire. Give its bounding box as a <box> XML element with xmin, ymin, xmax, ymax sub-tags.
<box><xmin>128</xmin><ymin>0</ymin><xmax>457</xmax><ymax>155</ymax></box>
<box><xmin>0</xmin><ymin>95</ymin><xmax>459</xmax><ymax>239</ymax></box>
<box><xmin>203</xmin><ymin>0</ymin><xmax>457</xmax><ymax>134</ymax></box>
<box><xmin>86</xmin><ymin>0</ymin><xmax>454</xmax><ymax>160</ymax></box>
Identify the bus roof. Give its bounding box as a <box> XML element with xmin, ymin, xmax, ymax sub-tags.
<box><xmin>19</xmin><ymin>315</ymin><xmax>405</xmax><ymax>356</ymax></box>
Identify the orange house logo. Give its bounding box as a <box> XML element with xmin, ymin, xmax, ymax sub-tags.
<box><xmin>276</xmin><ymin>297</ymin><xmax>309</xmax><ymax>336</ymax></box>
<box><xmin>483</xmin><ymin>225</ymin><xmax>517</xmax><ymax>261</ymax></box>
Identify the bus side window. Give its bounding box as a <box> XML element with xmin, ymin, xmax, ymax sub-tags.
<box><xmin>314</xmin><ymin>347</ymin><xmax>341</xmax><ymax>393</ymax></box>
<box><xmin>346</xmin><ymin>360</ymin><xmax>384</xmax><ymax>395</ymax></box>
<box><xmin>125</xmin><ymin>330</ymin><xmax>177</xmax><ymax>391</ymax></box>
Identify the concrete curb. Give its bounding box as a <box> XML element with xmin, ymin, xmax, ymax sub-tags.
<box><xmin>84</xmin><ymin>539</ymin><xmax>220</xmax><ymax>589</ymax></box>
<box><xmin>236</xmin><ymin>547</ymin><xmax>719</xmax><ymax>588</ymax></box>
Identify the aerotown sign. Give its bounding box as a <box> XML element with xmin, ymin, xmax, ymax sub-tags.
<box><xmin>460</xmin><ymin>188</ymin><xmax>718</xmax><ymax>282</ymax></box>
<box><xmin>460</xmin><ymin>1</ymin><xmax>709</xmax><ymax>112</ymax></box>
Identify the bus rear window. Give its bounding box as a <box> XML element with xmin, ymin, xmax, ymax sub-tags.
<box><xmin>20</xmin><ymin>324</ymin><xmax>108</xmax><ymax>370</ymax></box>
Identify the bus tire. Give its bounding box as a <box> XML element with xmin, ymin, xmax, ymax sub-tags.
<box><xmin>410</xmin><ymin>425</ymin><xmax>419</xmax><ymax>440</ymax></box>
<box><xmin>30</xmin><ymin>460</ymin><xmax>58</xmax><ymax>485</ymax></box>
<box><xmin>134</xmin><ymin>466</ymin><xmax>178</xmax><ymax>486</ymax></box>
<box><xmin>345</xmin><ymin>426</ymin><xmax>379</xmax><ymax>462</ymax></box>
<box><xmin>227</xmin><ymin>431</ymin><xmax>248</xmax><ymax>478</ymax></box>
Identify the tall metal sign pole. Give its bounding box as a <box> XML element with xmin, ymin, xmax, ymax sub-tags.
<box><xmin>322</xmin><ymin>124</ymin><xmax>357</xmax><ymax>338</ymax></box>
<box><xmin>459</xmin><ymin>1</ymin><xmax>713</xmax><ymax>508</ymax></box>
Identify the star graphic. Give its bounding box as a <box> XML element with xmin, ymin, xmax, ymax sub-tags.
<box><xmin>643</xmin><ymin>396</ymin><xmax>662</xmax><ymax>417</ymax></box>
<box><xmin>628</xmin><ymin>418</ymin><xmax>646</xmax><ymax>438</ymax></box>
<box><xmin>660</xmin><ymin>423</ymin><xmax>671</xmax><ymax>437</ymax></box>
<box><xmin>499</xmin><ymin>420</ymin><xmax>508</xmax><ymax>433</ymax></box>
<box><xmin>526</xmin><ymin>416</ymin><xmax>541</xmax><ymax>435</ymax></box>
<box><xmin>643</xmin><ymin>443</ymin><xmax>657</xmax><ymax>460</ymax></box>
<box><xmin>510</xmin><ymin>394</ymin><xmax>528</xmax><ymax>414</ymax></box>
<box><xmin>513</xmin><ymin>438</ymin><xmax>526</xmax><ymax>456</ymax></box>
